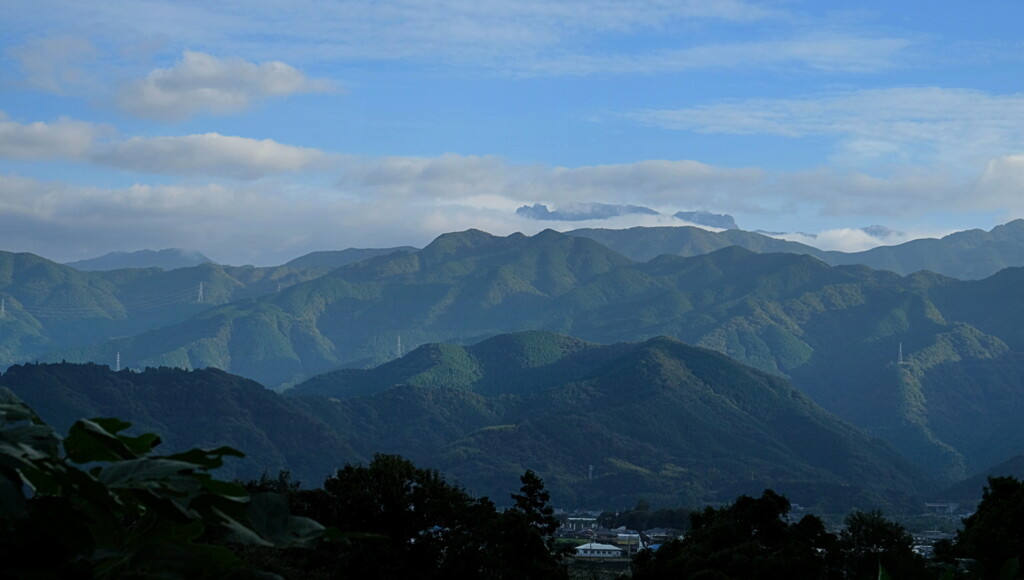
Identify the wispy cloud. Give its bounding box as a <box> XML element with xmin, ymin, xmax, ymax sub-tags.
<box><xmin>5</xmin><ymin>147</ymin><xmax>1024</xmax><ymax>265</ymax></box>
<box><xmin>628</xmin><ymin>87</ymin><xmax>1024</xmax><ymax>169</ymax></box>
<box><xmin>6</xmin><ymin>0</ymin><xmax>897</xmax><ymax>79</ymax></box>
<box><xmin>94</xmin><ymin>133</ymin><xmax>329</xmax><ymax>178</ymax></box>
<box><xmin>6</xmin><ymin>35</ymin><xmax>101</xmax><ymax>93</ymax></box>
<box><xmin>118</xmin><ymin>51</ymin><xmax>336</xmax><ymax>120</ymax></box>
<box><xmin>0</xmin><ymin>114</ymin><xmax>329</xmax><ymax>178</ymax></box>
<box><xmin>337</xmin><ymin>155</ymin><xmax>767</xmax><ymax>209</ymax></box>
<box><xmin>520</xmin><ymin>34</ymin><xmax>910</xmax><ymax>76</ymax></box>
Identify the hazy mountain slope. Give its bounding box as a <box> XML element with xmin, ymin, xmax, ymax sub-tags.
<box><xmin>290</xmin><ymin>333</ymin><xmax>932</xmax><ymax>510</ymax></box>
<box><xmin>0</xmin><ymin>250</ymin><xmax>341</xmax><ymax>369</ymax></box>
<box><xmin>942</xmin><ymin>454</ymin><xmax>1024</xmax><ymax>505</ymax></box>
<box><xmin>824</xmin><ymin>220</ymin><xmax>1024</xmax><ymax>279</ymax></box>
<box><xmin>283</xmin><ymin>247</ymin><xmax>419</xmax><ymax>270</ymax></box>
<box><xmin>58</xmin><ymin>230</ymin><xmax>633</xmax><ymax>385</ymax></box>
<box><xmin>569</xmin><ymin>220</ymin><xmax>1024</xmax><ymax>280</ymax></box>
<box><xmin>567</xmin><ymin>226</ymin><xmax>828</xmax><ymax>263</ymax></box>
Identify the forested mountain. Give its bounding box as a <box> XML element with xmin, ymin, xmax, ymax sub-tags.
<box><xmin>7</xmin><ymin>225</ymin><xmax>1024</xmax><ymax>491</ymax></box>
<box><xmin>0</xmin><ymin>333</ymin><xmax>933</xmax><ymax>511</ymax></box>
<box><xmin>569</xmin><ymin>219</ymin><xmax>1024</xmax><ymax>280</ymax></box>
<box><xmin>0</xmin><ymin>362</ymin><xmax>355</xmax><ymax>483</ymax></box>
<box><xmin>566</xmin><ymin>225</ymin><xmax>830</xmax><ymax>263</ymax></box>
<box><xmin>35</xmin><ymin>229</ymin><xmax>1024</xmax><ymax>487</ymax></box>
<box><xmin>291</xmin><ymin>332</ymin><xmax>932</xmax><ymax>511</ymax></box>
<box><xmin>49</xmin><ymin>229</ymin><xmax>634</xmax><ymax>386</ymax></box>
<box><xmin>283</xmin><ymin>246</ymin><xmax>419</xmax><ymax>269</ymax></box>
<box><xmin>66</xmin><ymin>248</ymin><xmax>213</xmax><ymax>271</ymax></box>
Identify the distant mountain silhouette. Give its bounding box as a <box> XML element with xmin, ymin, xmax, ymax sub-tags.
<box><xmin>284</xmin><ymin>247</ymin><xmax>419</xmax><ymax>269</ymax></box>
<box><xmin>67</xmin><ymin>248</ymin><xmax>213</xmax><ymax>271</ymax></box>
<box><xmin>673</xmin><ymin>210</ymin><xmax>738</xmax><ymax>229</ymax></box>
<box><xmin>569</xmin><ymin>220</ymin><xmax>1024</xmax><ymax>280</ymax></box>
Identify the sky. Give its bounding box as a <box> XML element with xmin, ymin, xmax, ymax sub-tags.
<box><xmin>2</xmin><ymin>0</ymin><xmax>1023</xmax><ymax>265</ymax></box>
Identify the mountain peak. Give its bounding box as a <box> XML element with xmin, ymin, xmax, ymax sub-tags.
<box><xmin>66</xmin><ymin>249</ymin><xmax>212</xmax><ymax>271</ymax></box>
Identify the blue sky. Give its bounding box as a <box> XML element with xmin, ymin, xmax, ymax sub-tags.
<box><xmin>2</xmin><ymin>0</ymin><xmax>1023</xmax><ymax>264</ymax></box>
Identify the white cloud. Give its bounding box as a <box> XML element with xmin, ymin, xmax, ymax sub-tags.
<box><xmin>769</xmin><ymin>226</ymin><xmax>960</xmax><ymax>253</ymax></box>
<box><xmin>974</xmin><ymin>154</ymin><xmax>1024</xmax><ymax>211</ymax></box>
<box><xmin>6</xmin><ymin>35</ymin><xmax>100</xmax><ymax>93</ymax></box>
<box><xmin>0</xmin><ymin>112</ymin><xmax>108</xmax><ymax>159</ymax></box>
<box><xmin>93</xmin><ymin>133</ymin><xmax>329</xmax><ymax>179</ymax></box>
<box><xmin>5</xmin><ymin>146</ymin><xmax>1024</xmax><ymax>266</ymax></box>
<box><xmin>0</xmin><ymin>114</ymin><xmax>329</xmax><ymax>179</ymax></box>
<box><xmin>118</xmin><ymin>51</ymin><xmax>335</xmax><ymax>120</ymax></box>
<box><xmin>337</xmin><ymin>154</ymin><xmax>513</xmax><ymax>198</ymax></box>
<box><xmin>629</xmin><ymin>87</ymin><xmax>1024</xmax><ymax>170</ymax></box>
<box><xmin>339</xmin><ymin>154</ymin><xmax>767</xmax><ymax>210</ymax></box>
<box><xmin>0</xmin><ymin>173</ymin><xmax>456</xmax><ymax>264</ymax></box>
<box><xmin>538</xmin><ymin>160</ymin><xmax>766</xmax><ymax>207</ymax></box>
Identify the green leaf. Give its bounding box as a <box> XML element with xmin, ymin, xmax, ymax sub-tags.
<box><xmin>0</xmin><ymin>388</ymin><xmax>42</xmax><ymax>425</ymax></box>
<box><xmin>89</xmin><ymin>417</ymin><xmax>133</xmax><ymax>436</ymax></box>
<box><xmin>194</xmin><ymin>472</ymin><xmax>248</xmax><ymax>498</ymax></box>
<box><xmin>65</xmin><ymin>419</ymin><xmax>144</xmax><ymax>463</ymax></box>
<box><xmin>1</xmin><ymin>424</ymin><xmax>61</xmax><ymax>457</ymax></box>
<box><xmin>162</xmin><ymin>446</ymin><xmax>245</xmax><ymax>470</ymax></box>
<box><xmin>244</xmin><ymin>492</ymin><xmax>325</xmax><ymax>548</ymax></box>
<box><xmin>999</xmin><ymin>557</ymin><xmax>1020</xmax><ymax>580</ymax></box>
<box><xmin>96</xmin><ymin>457</ymin><xmax>202</xmax><ymax>492</ymax></box>
<box><xmin>0</xmin><ymin>469</ymin><xmax>28</xmax><ymax>518</ymax></box>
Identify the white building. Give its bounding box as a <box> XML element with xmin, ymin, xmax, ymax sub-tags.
<box><xmin>574</xmin><ymin>542</ymin><xmax>624</xmax><ymax>558</ymax></box>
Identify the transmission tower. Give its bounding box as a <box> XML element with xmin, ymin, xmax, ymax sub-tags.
<box><xmin>197</xmin><ymin>282</ymin><xmax>205</xmax><ymax>304</ymax></box>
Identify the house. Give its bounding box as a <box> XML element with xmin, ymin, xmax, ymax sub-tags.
<box><xmin>574</xmin><ymin>542</ymin><xmax>624</xmax><ymax>558</ymax></box>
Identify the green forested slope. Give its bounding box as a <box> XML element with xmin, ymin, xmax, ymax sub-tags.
<box><xmin>0</xmin><ymin>250</ymin><xmax>337</xmax><ymax>367</ymax></box>
<box><xmin>290</xmin><ymin>333</ymin><xmax>931</xmax><ymax>510</ymax></box>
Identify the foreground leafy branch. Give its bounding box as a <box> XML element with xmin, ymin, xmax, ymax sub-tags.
<box><xmin>0</xmin><ymin>387</ymin><xmax>324</xmax><ymax>578</ymax></box>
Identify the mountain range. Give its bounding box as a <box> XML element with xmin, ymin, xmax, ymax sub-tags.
<box><xmin>568</xmin><ymin>219</ymin><xmax>1024</xmax><ymax>280</ymax></box>
<box><xmin>0</xmin><ymin>332</ymin><xmax>933</xmax><ymax>511</ymax></box>
<box><xmin>66</xmin><ymin>248</ymin><xmax>213</xmax><ymax>271</ymax></box>
<box><xmin>5</xmin><ymin>223</ymin><xmax>1024</xmax><ymax>495</ymax></box>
